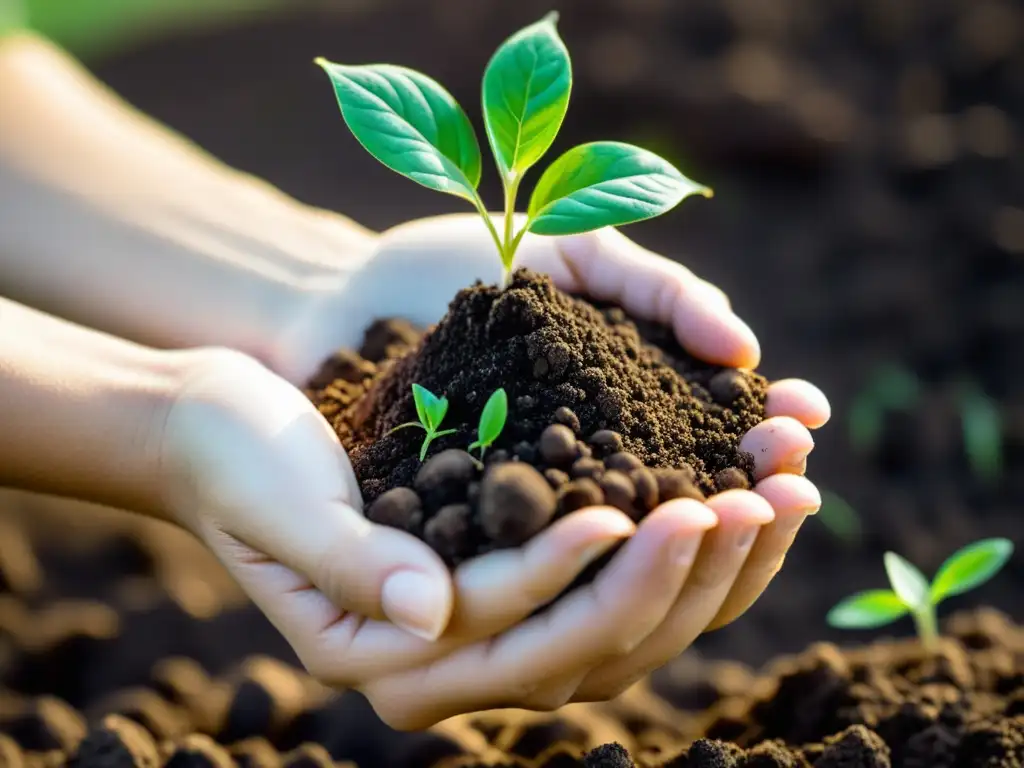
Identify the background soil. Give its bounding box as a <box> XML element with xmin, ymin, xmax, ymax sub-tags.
<box><xmin>0</xmin><ymin>0</ymin><xmax>1022</xmax><ymax>764</ymax></box>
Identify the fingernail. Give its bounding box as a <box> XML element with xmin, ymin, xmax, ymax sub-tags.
<box><xmin>381</xmin><ymin>570</ymin><xmax>449</xmax><ymax>641</ymax></box>
<box><xmin>671</xmin><ymin>533</ymin><xmax>703</xmax><ymax>567</ymax></box>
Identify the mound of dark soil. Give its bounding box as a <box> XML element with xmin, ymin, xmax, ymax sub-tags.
<box><xmin>307</xmin><ymin>269</ymin><xmax>767</xmax><ymax>565</ymax></box>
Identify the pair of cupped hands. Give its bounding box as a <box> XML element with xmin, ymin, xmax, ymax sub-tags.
<box><xmin>162</xmin><ymin>213</ymin><xmax>829</xmax><ymax>731</ymax></box>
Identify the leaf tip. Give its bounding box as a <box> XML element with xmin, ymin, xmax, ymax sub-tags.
<box><xmin>700</xmin><ymin>186</ymin><xmax>714</xmax><ymax>199</ymax></box>
<box><xmin>543</xmin><ymin>10</ymin><xmax>560</xmax><ymax>26</ymax></box>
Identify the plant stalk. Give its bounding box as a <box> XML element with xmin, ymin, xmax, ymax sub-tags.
<box><xmin>912</xmin><ymin>605</ymin><xmax>939</xmax><ymax>653</ymax></box>
<box><xmin>499</xmin><ymin>175</ymin><xmax>522</xmax><ymax>288</ymax></box>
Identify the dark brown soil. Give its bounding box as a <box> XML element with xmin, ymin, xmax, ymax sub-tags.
<box><xmin>308</xmin><ymin>269</ymin><xmax>766</xmax><ymax>565</ymax></box>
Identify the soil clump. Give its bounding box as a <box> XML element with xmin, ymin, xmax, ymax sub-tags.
<box><xmin>308</xmin><ymin>269</ymin><xmax>767</xmax><ymax>565</ymax></box>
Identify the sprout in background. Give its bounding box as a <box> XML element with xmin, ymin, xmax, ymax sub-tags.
<box><xmin>848</xmin><ymin>363</ymin><xmax>922</xmax><ymax>453</ymax></box>
<box><xmin>827</xmin><ymin>538</ymin><xmax>1014</xmax><ymax>651</ymax></box>
<box><xmin>958</xmin><ymin>381</ymin><xmax>1003</xmax><ymax>486</ymax></box>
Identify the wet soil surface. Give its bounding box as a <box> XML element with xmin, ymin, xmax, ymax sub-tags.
<box><xmin>308</xmin><ymin>270</ymin><xmax>765</xmax><ymax>566</ymax></box>
<box><xmin>0</xmin><ymin>502</ymin><xmax>1021</xmax><ymax>766</ymax></box>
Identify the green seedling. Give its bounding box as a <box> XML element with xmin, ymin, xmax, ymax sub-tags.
<box><xmin>958</xmin><ymin>381</ymin><xmax>1003</xmax><ymax>485</ymax></box>
<box><xmin>390</xmin><ymin>384</ymin><xmax>457</xmax><ymax>461</ymax></box>
<box><xmin>848</xmin><ymin>363</ymin><xmax>922</xmax><ymax>453</ymax></box>
<box><xmin>315</xmin><ymin>13</ymin><xmax>709</xmax><ymax>289</ymax></box>
<box><xmin>826</xmin><ymin>538</ymin><xmax>1014</xmax><ymax>651</ymax></box>
<box><xmin>468</xmin><ymin>388</ymin><xmax>508</xmax><ymax>459</ymax></box>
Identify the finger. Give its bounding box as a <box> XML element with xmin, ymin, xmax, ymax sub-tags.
<box><xmin>447</xmin><ymin>507</ymin><xmax>636</xmax><ymax>636</ymax></box>
<box><xmin>765</xmin><ymin>379</ymin><xmax>831</xmax><ymax>429</ymax></box>
<box><xmin>360</xmin><ymin>500</ymin><xmax>717</xmax><ymax>730</ymax></box>
<box><xmin>705</xmin><ymin>475</ymin><xmax>821</xmax><ymax>631</ymax></box>
<box><xmin>571</xmin><ymin>490</ymin><xmax>773</xmax><ymax>701</ymax></box>
<box><xmin>216</xmin><ymin>492</ymin><xmax>454</xmax><ymax>642</ymax></box>
<box><xmin>517</xmin><ymin>227</ymin><xmax>760</xmax><ymax>369</ymax></box>
<box><xmin>300</xmin><ymin>507</ymin><xmax>639</xmax><ymax>681</ymax></box>
<box><xmin>739</xmin><ymin>416</ymin><xmax>815</xmax><ymax>480</ymax></box>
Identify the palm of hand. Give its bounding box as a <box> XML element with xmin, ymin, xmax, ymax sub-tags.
<box><xmin>172</xmin><ymin>215</ymin><xmax>829</xmax><ymax>730</ymax></box>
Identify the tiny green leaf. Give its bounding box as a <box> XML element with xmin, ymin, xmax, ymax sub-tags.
<box><xmin>884</xmin><ymin>551</ymin><xmax>930</xmax><ymax>609</ymax></box>
<box><xmin>527</xmin><ymin>142</ymin><xmax>709</xmax><ymax>236</ymax></box>
<box><xmin>826</xmin><ymin>590</ymin><xmax>910</xmax><ymax>629</ymax></box>
<box><xmin>482</xmin><ymin>12</ymin><xmax>571</xmax><ymax>180</ymax></box>
<box><xmin>411</xmin><ymin>384</ymin><xmax>432</xmax><ymax>428</ymax></box>
<box><xmin>930</xmin><ymin>538</ymin><xmax>1014</xmax><ymax>603</ymax></box>
<box><xmin>316</xmin><ymin>60</ymin><xmax>482</xmax><ymax>201</ymax></box>
<box><xmin>474</xmin><ymin>388</ymin><xmax>509</xmax><ymax>452</ymax></box>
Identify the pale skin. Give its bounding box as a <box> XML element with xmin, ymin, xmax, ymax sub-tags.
<box><xmin>0</xmin><ymin>33</ymin><xmax>831</xmax><ymax>729</ymax></box>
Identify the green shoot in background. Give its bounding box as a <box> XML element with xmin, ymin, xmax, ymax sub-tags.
<box><xmin>826</xmin><ymin>538</ymin><xmax>1014</xmax><ymax>652</ymax></box>
<box><xmin>816</xmin><ymin>489</ymin><xmax>863</xmax><ymax>546</ymax></box>
<box><xmin>389</xmin><ymin>384</ymin><xmax>457</xmax><ymax>461</ymax></box>
<box><xmin>848</xmin><ymin>363</ymin><xmax>922</xmax><ymax>453</ymax></box>
<box><xmin>469</xmin><ymin>388</ymin><xmax>508</xmax><ymax>459</ymax></box>
<box><xmin>315</xmin><ymin>12</ymin><xmax>710</xmax><ymax>288</ymax></box>
<box><xmin>958</xmin><ymin>381</ymin><xmax>1003</xmax><ymax>486</ymax></box>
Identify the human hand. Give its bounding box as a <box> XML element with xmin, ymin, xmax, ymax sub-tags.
<box><xmin>260</xmin><ymin>213</ymin><xmax>829</xmax><ymax>723</ymax></box>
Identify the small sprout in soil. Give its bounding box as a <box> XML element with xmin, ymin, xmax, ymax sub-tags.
<box><xmin>826</xmin><ymin>538</ymin><xmax>1014</xmax><ymax>652</ymax></box>
<box><xmin>468</xmin><ymin>388</ymin><xmax>508</xmax><ymax>459</ymax></box>
<box><xmin>315</xmin><ymin>13</ymin><xmax>710</xmax><ymax>289</ymax></box>
<box><xmin>958</xmin><ymin>381</ymin><xmax>1003</xmax><ymax>485</ymax></box>
<box><xmin>816</xmin><ymin>489</ymin><xmax>863</xmax><ymax>546</ymax></box>
<box><xmin>848</xmin><ymin>363</ymin><xmax>921</xmax><ymax>453</ymax></box>
<box><xmin>389</xmin><ymin>384</ymin><xmax>457</xmax><ymax>462</ymax></box>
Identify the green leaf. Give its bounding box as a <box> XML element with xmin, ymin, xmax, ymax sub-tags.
<box><xmin>482</xmin><ymin>12</ymin><xmax>571</xmax><ymax>180</ymax></box>
<box><xmin>930</xmin><ymin>538</ymin><xmax>1014</xmax><ymax>603</ymax></box>
<box><xmin>476</xmin><ymin>388</ymin><xmax>509</xmax><ymax>448</ymax></box>
<box><xmin>884</xmin><ymin>552</ymin><xmax>930</xmax><ymax>609</ymax></box>
<box><xmin>411</xmin><ymin>384</ymin><xmax>448</xmax><ymax>430</ymax></box>
<box><xmin>415</xmin><ymin>384</ymin><xmax>448</xmax><ymax>431</ymax></box>
<box><xmin>316</xmin><ymin>60</ymin><xmax>482</xmax><ymax>201</ymax></box>
<box><xmin>826</xmin><ymin>590</ymin><xmax>910</xmax><ymax>629</ymax></box>
<box><xmin>527</xmin><ymin>142</ymin><xmax>709</xmax><ymax>236</ymax></box>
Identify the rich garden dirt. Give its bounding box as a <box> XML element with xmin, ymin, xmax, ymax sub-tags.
<box><xmin>1</xmin><ymin>0</ymin><xmax>1022</xmax><ymax>765</ymax></box>
<box><xmin>307</xmin><ymin>270</ymin><xmax>765</xmax><ymax>566</ymax></box>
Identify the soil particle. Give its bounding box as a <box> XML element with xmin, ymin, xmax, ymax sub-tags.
<box><xmin>539</xmin><ymin>425</ymin><xmax>580</xmax><ymax>467</ymax></box>
<box><xmin>413</xmin><ymin>450</ymin><xmax>478</xmax><ymax>510</ymax></box>
<box><xmin>630</xmin><ymin>467</ymin><xmax>660</xmax><ymax>511</ymax></box>
<box><xmin>605</xmin><ymin>452</ymin><xmax>643</xmax><ymax>473</ymax></box>
<box><xmin>654</xmin><ymin>468</ymin><xmax>707</xmax><ymax>503</ymax></box>
<box><xmin>423</xmin><ymin>504</ymin><xmax>472</xmax><ymax>563</ymax></box>
<box><xmin>589</xmin><ymin>430</ymin><xmax>625</xmax><ymax>458</ymax></box>
<box><xmin>714</xmin><ymin>467</ymin><xmax>752</xmax><ymax>491</ymax></box>
<box><xmin>599</xmin><ymin>471</ymin><xmax>638</xmax><ymax>518</ymax></box>
<box><xmin>364</xmin><ymin>487</ymin><xmax>423</xmax><ymax>534</ymax></box>
<box><xmin>558</xmin><ymin>479</ymin><xmax>604</xmax><ymax>516</ymax></box>
<box><xmin>479</xmin><ymin>463</ymin><xmax>557</xmax><ymax>547</ymax></box>
<box><xmin>553</xmin><ymin>407</ymin><xmax>581</xmax><ymax>435</ymax></box>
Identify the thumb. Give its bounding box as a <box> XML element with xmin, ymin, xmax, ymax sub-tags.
<box><xmin>292</xmin><ymin>498</ymin><xmax>455</xmax><ymax>642</ymax></box>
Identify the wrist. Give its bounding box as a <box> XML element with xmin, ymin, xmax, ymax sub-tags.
<box><xmin>0</xmin><ymin>300</ymin><xmax>196</xmax><ymax>523</ymax></box>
